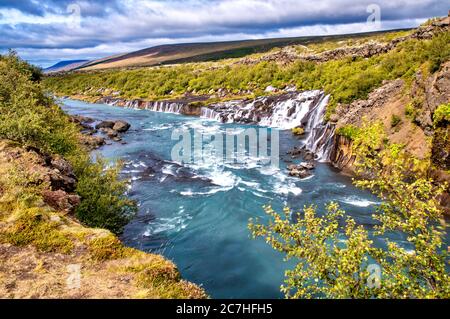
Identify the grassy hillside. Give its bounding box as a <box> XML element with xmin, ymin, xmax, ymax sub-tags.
<box><xmin>79</xmin><ymin>29</ymin><xmax>411</xmax><ymax>70</ymax></box>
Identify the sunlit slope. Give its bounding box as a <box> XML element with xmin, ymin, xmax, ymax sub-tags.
<box><xmin>80</xmin><ymin>29</ymin><xmax>409</xmax><ymax>70</ymax></box>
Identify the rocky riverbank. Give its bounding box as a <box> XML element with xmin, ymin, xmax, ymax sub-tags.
<box><xmin>0</xmin><ymin>137</ymin><xmax>207</xmax><ymax>298</ymax></box>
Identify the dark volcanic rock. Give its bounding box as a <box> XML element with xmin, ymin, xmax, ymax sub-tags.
<box><xmin>70</xmin><ymin>115</ymin><xmax>94</xmax><ymax>124</ymax></box>
<box><xmin>101</xmin><ymin>128</ymin><xmax>119</xmax><ymax>138</ymax></box>
<box><xmin>113</xmin><ymin>120</ymin><xmax>131</xmax><ymax>133</ymax></box>
<box><xmin>95</xmin><ymin>121</ymin><xmax>115</xmax><ymax>130</ymax></box>
<box><xmin>42</xmin><ymin>190</ymin><xmax>80</xmax><ymax>213</ymax></box>
<box><xmin>287</xmin><ymin>162</ymin><xmax>315</xmax><ymax>179</ymax></box>
<box><xmin>80</xmin><ymin>135</ymin><xmax>105</xmax><ymax>150</ymax></box>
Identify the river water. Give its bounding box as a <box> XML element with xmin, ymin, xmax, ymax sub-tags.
<box><xmin>61</xmin><ymin>98</ymin><xmax>414</xmax><ymax>298</ymax></box>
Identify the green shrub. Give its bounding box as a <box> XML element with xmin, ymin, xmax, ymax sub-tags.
<box><xmin>427</xmin><ymin>32</ymin><xmax>450</xmax><ymax>73</ymax></box>
<box><xmin>0</xmin><ymin>52</ymin><xmax>79</xmax><ymax>155</ymax></box>
<box><xmin>72</xmin><ymin>155</ymin><xmax>137</xmax><ymax>235</ymax></box>
<box><xmin>405</xmin><ymin>102</ymin><xmax>418</xmax><ymax>121</ymax></box>
<box><xmin>433</xmin><ymin>103</ymin><xmax>450</xmax><ymax>126</ymax></box>
<box><xmin>336</xmin><ymin>125</ymin><xmax>361</xmax><ymax>140</ymax></box>
<box><xmin>1</xmin><ymin>53</ymin><xmax>137</xmax><ymax>236</ymax></box>
<box><xmin>291</xmin><ymin>127</ymin><xmax>305</xmax><ymax>135</ymax></box>
<box><xmin>390</xmin><ymin>114</ymin><xmax>402</xmax><ymax>128</ymax></box>
<box><xmin>250</xmin><ymin>122</ymin><xmax>449</xmax><ymax>299</ymax></box>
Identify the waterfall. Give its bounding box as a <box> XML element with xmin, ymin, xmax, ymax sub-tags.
<box><xmin>100</xmin><ymin>91</ymin><xmax>336</xmax><ymax>161</ymax></box>
<box><xmin>303</xmin><ymin>94</ymin><xmax>335</xmax><ymax>161</ymax></box>
<box><xmin>144</xmin><ymin>101</ymin><xmax>184</xmax><ymax>114</ymax></box>
<box><xmin>200</xmin><ymin>107</ymin><xmax>223</xmax><ymax>121</ymax></box>
<box><xmin>102</xmin><ymin>97</ymin><xmax>185</xmax><ymax>114</ymax></box>
<box><xmin>199</xmin><ymin>90</ymin><xmax>336</xmax><ymax>161</ymax></box>
<box><xmin>258</xmin><ymin>90</ymin><xmax>321</xmax><ymax>129</ymax></box>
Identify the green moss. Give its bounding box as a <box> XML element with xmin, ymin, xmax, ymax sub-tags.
<box><xmin>1</xmin><ymin>207</ymin><xmax>73</xmax><ymax>254</ymax></box>
<box><xmin>124</xmin><ymin>257</ymin><xmax>206</xmax><ymax>299</ymax></box>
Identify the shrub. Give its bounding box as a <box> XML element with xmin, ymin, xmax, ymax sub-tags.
<box><xmin>336</xmin><ymin>125</ymin><xmax>361</xmax><ymax>140</ymax></box>
<box><xmin>405</xmin><ymin>102</ymin><xmax>418</xmax><ymax>121</ymax></box>
<box><xmin>433</xmin><ymin>103</ymin><xmax>450</xmax><ymax>126</ymax></box>
<box><xmin>427</xmin><ymin>32</ymin><xmax>450</xmax><ymax>73</ymax></box>
<box><xmin>0</xmin><ymin>52</ymin><xmax>79</xmax><ymax>156</ymax></box>
<box><xmin>291</xmin><ymin>127</ymin><xmax>305</xmax><ymax>136</ymax></box>
<box><xmin>390</xmin><ymin>114</ymin><xmax>402</xmax><ymax>128</ymax></box>
<box><xmin>72</xmin><ymin>155</ymin><xmax>137</xmax><ymax>235</ymax></box>
<box><xmin>1</xmin><ymin>53</ymin><xmax>137</xmax><ymax>236</ymax></box>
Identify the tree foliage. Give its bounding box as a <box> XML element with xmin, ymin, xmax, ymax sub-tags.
<box><xmin>250</xmin><ymin>121</ymin><xmax>449</xmax><ymax>299</ymax></box>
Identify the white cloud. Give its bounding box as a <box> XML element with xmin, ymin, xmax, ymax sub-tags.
<box><xmin>0</xmin><ymin>0</ymin><xmax>446</xmax><ymax>66</ymax></box>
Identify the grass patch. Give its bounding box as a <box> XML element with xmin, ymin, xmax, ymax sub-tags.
<box><xmin>1</xmin><ymin>207</ymin><xmax>73</xmax><ymax>254</ymax></box>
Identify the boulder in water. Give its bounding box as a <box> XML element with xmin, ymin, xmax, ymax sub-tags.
<box><xmin>95</xmin><ymin>120</ymin><xmax>115</xmax><ymax>130</ymax></box>
<box><xmin>288</xmin><ymin>167</ymin><xmax>311</xmax><ymax>179</ymax></box>
<box><xmin>113</xmin><ymin>120</ymin><xmax>131</xmax><ymax>133</ymax></box>
<box><xmin>299</xmin><ymin>162</ymin><xmax>315</xmax><ymax>170</ymax></box>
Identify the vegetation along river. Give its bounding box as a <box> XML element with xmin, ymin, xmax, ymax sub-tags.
<box><xmin>61</xmin><ymin>98</ymin><xmax>445</xmax><ymax>298</ymax></box>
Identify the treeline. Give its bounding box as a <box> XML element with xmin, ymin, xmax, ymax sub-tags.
<box><xmin>45</xmin><ymin>32</ymin><xmax>449</xmax><ymax>118</ymax></box>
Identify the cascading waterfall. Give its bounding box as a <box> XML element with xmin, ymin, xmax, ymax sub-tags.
<box><xmin>143</xmin><ymin>101</ymin><xmax>184</xmax><ymax>114</ymax></box>
<box><xmin>303</xmin><ymin>94</ymin><xmax>335</xmax><ymax>161</ymax></box>
<box><xmin>258</xmin><ymin>90</ymin><xmax>321</xmax><ymax>129</ymax></box>
<box><xmin>200</xmin><ymin>107</ymin><xmax>223</xmax><ymax>121</ymax></box>
<box><xmin>106</xmin><ymin>97</ymin><xmax>185</xmax><ymax>114</ymax></box>
<box><xmin>101</xmin><ymin>90</ymin><xmax>336</xmax><ymax>161</ymax></box>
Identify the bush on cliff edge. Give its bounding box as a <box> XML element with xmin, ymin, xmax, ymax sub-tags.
<box><xmin>0</xmin><ymin>52</ymin><xmax>136</xmax><ymax>235</ymax></box>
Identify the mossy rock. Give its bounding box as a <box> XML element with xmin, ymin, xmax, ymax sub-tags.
<box><xmin>292</xmin><ymin>127</ymin><xmax>305</xmax><ymax>136</ymax></box>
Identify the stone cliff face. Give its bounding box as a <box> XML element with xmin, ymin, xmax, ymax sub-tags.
<box><xmin>329</xmin><ymin>135</ymin><xmax>356</xmax><ymax>172</ymax></box>
<box><xmin>328</xmin><ymin>60</ymin><xmax>449</xmax><ymax>214</ymax></box>
<box><xmin>330</xmin><ymin>59</ymin><xmax>450</xmax><ymax>169</ymax></box>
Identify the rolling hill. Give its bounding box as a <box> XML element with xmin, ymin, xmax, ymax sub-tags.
<box><xmin>44</xmin><ymin>60</ymin><xmax>89</xmax><ymax>73</ymax></box>
<box><xmin>77</xmin><ymin>29</ymin><xmax>410</xmax><ymax>71</ymax></box>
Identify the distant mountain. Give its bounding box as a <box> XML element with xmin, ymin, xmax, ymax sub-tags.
<box><xmin>44</xmin><ymin>60</ymin><xmax>89</xmax><ymax>73</ymax></box>
<box><xmin>79</xmin><ymin>29</ymin><xmax>409</xmax><ymax>71</ymax></box>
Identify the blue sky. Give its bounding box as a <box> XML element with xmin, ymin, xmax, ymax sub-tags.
<box><xmin>0</xmin><ymin>0</ymin><xmax>448</xmax><ymax>67</ymax></box>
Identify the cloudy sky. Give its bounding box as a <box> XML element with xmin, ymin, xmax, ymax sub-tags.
<box><xmin>0</xmin><ymin>0</ymin><xmax>448</xmax><ymax>67</ymax></box>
